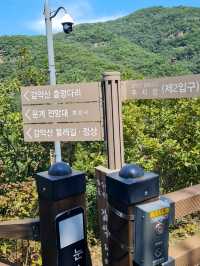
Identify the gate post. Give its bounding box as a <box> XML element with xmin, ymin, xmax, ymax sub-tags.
<box><xmin>35</xmin><ymin>162</ymin><xmax>91</xmax><ymax>266</ymax></box>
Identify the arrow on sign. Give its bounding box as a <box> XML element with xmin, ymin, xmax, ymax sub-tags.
<box><xmin>25</xmin><ymin>109</ymin><xmax>31</xmax><ymax>121</ymax></box>
<box><xmin>23</xmin><ymin>91</ymin><xmax>30</xmax><ymax>102</ymax></box>
<box><xmin>25</xmin><ymin>128</ymin><xmax>32</xmax><ymax>140</ymax></box>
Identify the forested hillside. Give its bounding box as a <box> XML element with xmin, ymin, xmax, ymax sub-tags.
<box><xmin>2</xmin><ymin>6</ymin><xmax>200</xmax><ymax>84</ymax></box>
<box><xmin>1</xmin><ymin>6</ymin><xmax>200</xmax><ymax>244</ymax></box>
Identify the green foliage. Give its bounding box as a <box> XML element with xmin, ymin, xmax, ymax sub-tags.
<box><xmin>0</xmin><ymin>181</ymin><xmax>38</xmax><ymax>220</ymax></box>
<box><xmin>86</xmin><ymin>179</ymin><xmax>98</xmax><ymax>233</ymax></box>
<box><xmin>123</xmin><ymin>98</ymin><xmax>200</xmax><ymax>192</ymax></box>
<box><xmin>0</xmin><ymin>181</ymin><xmax>41</xmax><ymax>265</ymax></box>
<box><xmin>73</xmin><ymin>143</ymin><xmax>105</xmax><ymax>175</ymax></box>
<box><xmin>170</xmin><ymin>213</ymin><xmax>200</xmax><ymax>244</ymax></box>
<box><xmin>16</xmin><ymin>47</ymin><xmax>47</xmax><ymax>86</ymax></box>
<box><xmin>1</xmin><ymin>6</ymin><xmax>200</xmax><ymax>243</ymax></box>
<box><xmin>0</xmin><ymin>79</ymin><xmax>53</xmax><ymax>183</ymax></box>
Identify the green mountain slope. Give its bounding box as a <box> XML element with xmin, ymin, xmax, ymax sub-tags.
<box><xmin>0</xmin><ymin>6</ymin><xmax>200</xmax><ymax>84</ymax></box>
<box><xmin>103</xmin><ymin>6</ymin><xmax>200</xmax><ymax>72</ymax></box>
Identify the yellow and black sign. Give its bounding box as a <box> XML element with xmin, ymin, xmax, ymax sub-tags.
<box><xmin>149</xmin><ymin>208</ymin><xmax>170</xmax><ymax>219</ymax></box>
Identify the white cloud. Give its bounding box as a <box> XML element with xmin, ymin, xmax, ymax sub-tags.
<box><xmin>27</xmin><ymin>0</ymin><xmax>124</xmax><ymax>34</ymax></box>
<box><xmin>28</xmin><ymin>19</ymin><xmax>44</xmax><ymax>34</ymax></box>
<box><xmin>28</xmin><ymin>16</ymin><xmax>65</xmax><ymax>34</ymax></box>
<box><xmin>78</xmin><ymin>14</ymin><xmax>124</xmax><ymax>24</ymax></box>
<box><xmin>28</xmin><ymin>14</ymin><xmax>123</xmax><ymax>34</ymax></box>
<box><xmin>66</xmin><ymin>0</ymin><xmax>93</xmax><ymax>19</ymax></box>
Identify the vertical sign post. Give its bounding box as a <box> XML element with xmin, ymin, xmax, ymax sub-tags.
<box><xmin>102</xmin><ymin>72</ymin><xmax>124</xmax><ymax>169</ymax></box>
<box><xmin>96</xmin><ymin>72</ymin><xmax>124</xmax><ymax>266</ymax></box>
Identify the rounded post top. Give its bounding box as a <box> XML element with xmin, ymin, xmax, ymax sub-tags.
<box><xmin>103</xmin><ymin>72</ymin><xmax>121</xmax><ymax>81</ymax></box>
<box><xmin>48</xmin><ymin>162</ymin><xmax>72</xmax><ymax>177</ymax></box>
<box><xmin>119</xmin><ymin>164</ymin><xmax>144</xmax><ymax>179</ymax></box>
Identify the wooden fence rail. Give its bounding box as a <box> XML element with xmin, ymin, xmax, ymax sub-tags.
<box><xmin>0</xmin><ymin>261</ymin><xmax>13</xmax><ymax>266</ymax></box>
<box><xmin>169</xmin><ymin>234</ymin><xmax>200</xmax><ymax>266</ymax></box>
<box><xmin>0</xmin><ymin>218</ymin><xmax>40</xmax><ymax>241</ymax></box>
<box><xmin>0</xmin><ymin>262</ymin><xmax>11</xmax><ymax>266</ymax></box>
<box><xmin>1</xmin><ymin>183</ymin><xmax>200</xmax><ymax>265</ymax></box>
<box><xmin>163</xmin><ymin>183</ymin><xmax>200</xmax><ymax>221</ymax></box>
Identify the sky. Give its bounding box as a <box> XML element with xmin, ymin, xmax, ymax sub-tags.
<box><xmin>1</xmin><ymin>0</ymin><xmax>200</xmax><ymax>36</ymax></box>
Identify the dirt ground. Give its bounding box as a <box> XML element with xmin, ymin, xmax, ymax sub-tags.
<box><xmin>90</xmin><ymin>244</ymin><xmax>102</xmax><ymax>266</ymax></box>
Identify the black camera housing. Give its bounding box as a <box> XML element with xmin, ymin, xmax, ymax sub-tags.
<box><xmin>62</xmin><ymin>22</ymin><xmax>73</xmax><ymax>34</ymax></box>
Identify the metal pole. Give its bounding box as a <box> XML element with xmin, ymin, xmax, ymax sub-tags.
<box><xmin>44</xmin><ymin>0</ymin><xmax>62</xmax><ymax>162</ymax></box>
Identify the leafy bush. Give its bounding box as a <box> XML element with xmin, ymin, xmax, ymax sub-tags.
<box><xmin>123</xmin><ymin>98</ymin><xmax>200</xmax><ymax>192</ymax></box>
<box><xmin>0</xmin><ymin>180</ymin><xmax>38</xmax><ymax>220</ymax></box>
<box><xmin>0</xmin><ymin>79</ymin><xmax>53</xmax><ymax>183</ymax></box>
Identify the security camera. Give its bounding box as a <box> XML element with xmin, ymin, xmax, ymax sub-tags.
<box><xmin>61</xmin><ymin>14</ymin><xmax>74</xmax><ymax>34</ymax></box>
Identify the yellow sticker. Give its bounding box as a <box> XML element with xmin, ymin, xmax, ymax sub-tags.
<box><xmin>149</xmin><ymin>208</ymin><xmax>169</xmax><ymax>219</ymax></box>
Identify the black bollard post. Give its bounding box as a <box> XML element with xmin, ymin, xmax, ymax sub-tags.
<box><xmin>35</xmin><ymin>162</ymin><xmax>91</xmax><ymax>266</ymax></box>
<box><xmin>106</xmin><ymin>164</ymin><xmax>160</xmax><ymax>266</ymax></box>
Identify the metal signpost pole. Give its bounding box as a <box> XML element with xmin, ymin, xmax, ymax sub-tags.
<box><xmin>44</xmin><ymin>0</ymin><xmax>62</xmax><ymax>162</ymax></box>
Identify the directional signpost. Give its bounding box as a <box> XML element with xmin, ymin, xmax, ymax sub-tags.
<box><xmin>23</xmin><ymin>123</ymin><xmax>103</xmax><ymax>142</ymax></box>
<box><xmin>21</xmin><ymin>73</ymin><xmax>200</xmax><ymax>266</ymax></box>
<box><xmin>21</xmin><ymin>82</ymin><xmax>103</xmax><ymax>143</ymax></box>
<box><xmin>21</xmin><ymin>82</ymin><xmax>101</xmax><ymax>104</ymax></box>
<box><xmin>124</xmin><ymin>74</ymin><xmax>200</xmax><ymax>100</ymax></box>
<box><xmin>22</xmin><ymin>102</ymin><xmax>101</xmax><ymax>124</ymax></box>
